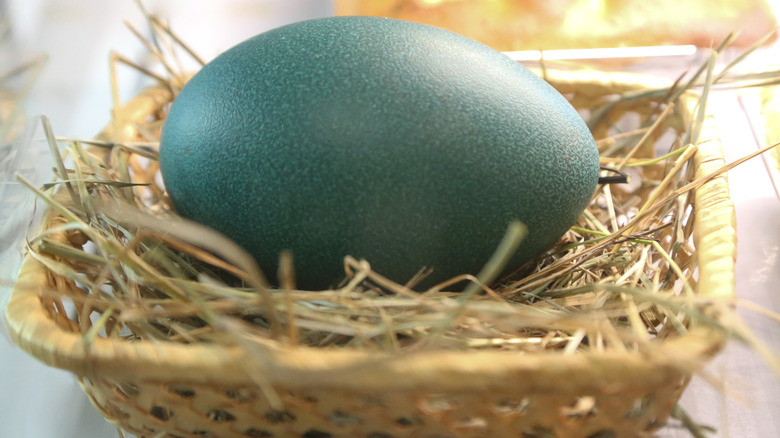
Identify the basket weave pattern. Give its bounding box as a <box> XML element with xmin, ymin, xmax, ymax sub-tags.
<box><xmin>6</xmin><ymin>71</ymin><xmax>735</xmax><ymax>438</ymax></box>
<box><xmin>78</xmin><ymin>375</ymin><xmax>688</xmax><ymax>438</ymax></box>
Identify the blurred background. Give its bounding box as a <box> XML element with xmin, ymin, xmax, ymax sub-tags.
<box><xmin>2</xmin><ymin>1</ymin><xmax>780</xmax><ymax>437</ymax></box>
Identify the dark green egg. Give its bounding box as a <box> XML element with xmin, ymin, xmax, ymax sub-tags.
<box><xmin>159</xmin><ymin>16</ymin><xmax>599</xmax><ymax>290</ymax></box>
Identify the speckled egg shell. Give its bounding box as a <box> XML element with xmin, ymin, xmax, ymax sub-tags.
<box><xmin>159</xmin><ymin>16</ymin><xmax>599</xmax><ymax>290</ymax></box>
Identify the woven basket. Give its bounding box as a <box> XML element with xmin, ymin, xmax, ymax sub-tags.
<box><xmin>5</xmin><ymin>69</ymin><xmax>735</xmax><ymax>438</ymax></box>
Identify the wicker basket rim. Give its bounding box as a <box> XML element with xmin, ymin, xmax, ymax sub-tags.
<box><xmin>4</xmin><ymin>70</ymin><xmax>735</xmax><ymax>391</ymax></box>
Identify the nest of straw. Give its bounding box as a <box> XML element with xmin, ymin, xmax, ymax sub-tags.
<box><xmin>8</xmin><ymin>14</ymin><xmax>780</xmax><ymax>438</ymax></box>
<box><xmin>25</xmin><ymin>94</ymin><xmax>697</xmax><ymax>350</ymax></box>
<box><xmin>20</xmin><ymin>26</ymin><xmax>757</xmax><ymax>354</ymax></box>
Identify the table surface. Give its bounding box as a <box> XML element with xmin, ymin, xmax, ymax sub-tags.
<box><xmin>2</xmin><ymin>1</ymin><xmax>779</xmax><ymax>437</ymax></box>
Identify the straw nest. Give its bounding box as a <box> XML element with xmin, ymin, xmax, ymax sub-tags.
<box><xmin>8</xmin><ymin>12</ymin><xmax>780</xmax><ymax>438</ymax></box>
<box><xmin>21</xmin><ymin>22</ymin><xmax>775</xmax><ymax>352</ymax></box>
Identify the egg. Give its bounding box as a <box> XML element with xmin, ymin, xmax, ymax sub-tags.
<box><xmin>159</xmin><ymin>16</ymin><xmax>599</xmax><ymax>290</ymax></box>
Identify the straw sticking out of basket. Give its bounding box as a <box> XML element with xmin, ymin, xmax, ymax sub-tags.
<box><xmin>5</xmin><ymin>9</ymin><xmax>780</xmax><ymax>438</ymax></box>
<box><xmin>7</xmin><ymin>16</ymin><xmax>769</xmax><ymax>355</ymax></box>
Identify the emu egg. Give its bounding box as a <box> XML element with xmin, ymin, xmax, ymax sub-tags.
<box><xmin>159</xmin><ymin>16</ymin><xmax>599</xmax><ymax>290</ymax></box>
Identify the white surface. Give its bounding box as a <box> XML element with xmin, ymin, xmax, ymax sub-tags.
<box><xmin>2</xmin><ymin>1</ymin><xmax>780</xmax><ymax>437</ymax></box>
